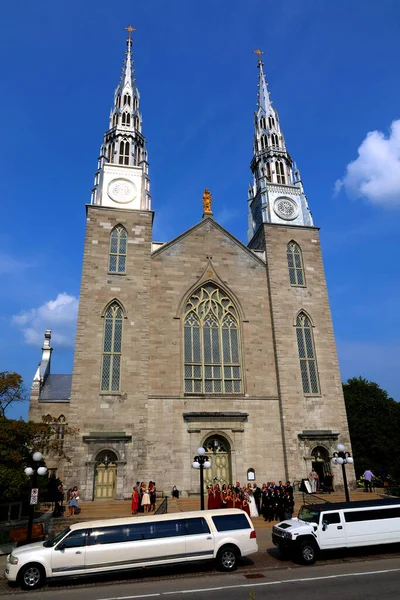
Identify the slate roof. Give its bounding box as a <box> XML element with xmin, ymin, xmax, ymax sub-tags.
<box><xmin>39</xmin><ymin>374</ymin><xmax>72</xmax><ymax>402</ymax></box>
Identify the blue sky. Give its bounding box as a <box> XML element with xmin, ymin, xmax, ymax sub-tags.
<box><xmin>1</xmin><ymin>0</ymin><xmax>400</xmax><ymax>419</ymax></box>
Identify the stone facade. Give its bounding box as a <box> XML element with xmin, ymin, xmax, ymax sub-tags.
<box><xmin>29</xmin><ymin>211</ymin><xmax>354</xmax><ymax>499</ymax></box>
<box><xmin>28</xmin><ymin>36</ymin><xmax>355</xmax><ymax>500</ymax></box>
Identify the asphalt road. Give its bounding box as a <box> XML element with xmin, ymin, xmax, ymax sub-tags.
<box><xmin>2</xmin><ymin>557</ymin><xmax>400</xmax><ymax>600</ymax></box>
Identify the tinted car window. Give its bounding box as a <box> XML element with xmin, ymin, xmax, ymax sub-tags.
<box><xmin>212</xmin><ymin>513</ymin><xmax>251</xmax><ymax>532</ymax></box>
<box><xmin>89</xmin><ymin>525</ymin><xmax>128</xmax><ymax>545</ymax></box>
<box><xmin>186</xmin><ymin>517</ymin><xmax>210</xmax><ymax>535</ymax></box>
<box><xmin>322</xmin><ymin>512</ymin><xmax>341</xmax><ymax>524</ymax></box>
<box><xmin>60</xmin><ymin>529</ymin><xmax>86</xmax><ymax>548</ymax></box>
<box><xmin>345</xmin><ymin>507</ymin><xmax>400</xmax><ymax>523</ymax></box>
<box><xmin>151</xmin><ymin>520</ymin><xmax>185</xmax><ymax>539</ymax></box>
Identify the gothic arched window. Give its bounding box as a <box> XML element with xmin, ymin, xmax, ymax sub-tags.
<box><xmin>116</xmin><ymin>95</ymin><xmax>121</xmax><ymax>108</ymax></box>
<box><xmin>101</xmin><ymin>302</ymin><xmax>123</xmax><ymax>391</ymax></box>
<box><xmin>184</xmin><ymin>284</ymin><xmax>242</xmax><ymax>394</ymax></box>
<box><xmin>271</xmin><ymin>133</ymin><xmax>279</xmax><ymax>147</ymax></box>
<box><xmin>296</xmin><ymin>312</ymin><xmax>320</xmax><ymax>395</ymax></box>
<box><xmin>287</xmin><ymin>241</ymin><xmax>305</xmax><ymax>286</ymax></box>
<box><xmin>109</xmin><ymin>225</ymin><xmax>127</xmax><ymax>273</ymax></box>
<box><xmin>260</xmin><ymin>117</ymin><xmax>266</xmax><ymax>129</ymax></box>
<box><xmin>113</xmin><ymin>113</ymin><xmax>119</xmax><ymax>127</ymax></box>
<box><xmin>276</xmin><ymin>161</ymin><xmax>286</xmax><ymax>184</ymax></box>
<box><xmin>122</xmin><ymin>112</ymin><xmax>130</xmax><ymax>126</ymax></box>
<box><xmin>268</xmin><ymin>115</ymin><xmax>275</xmax><ymax>128</ymax></box>
<box><xmin>119</xmin><ymin>141</ymin><xmax>130</xmax><ymax>165</ymax></box>
<box><xmin>266</xmin><ymin>162</ymin><xmax>272</xmax><ymax>182</ymax></box>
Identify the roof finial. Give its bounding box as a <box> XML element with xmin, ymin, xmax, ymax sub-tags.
<box><xmin>202</xmin><ymin>188</ymin><xmax>213</xmax><ymax>217</ymax></box>
<box><xmin>124</xmin><ymin>24</ymin><xmax>136</xmax><ymax>40</ymax></box>
<box><xmin>253</xmin><ymin>48</ymin><xmax>264</xmax><ymax>67</ymax></box>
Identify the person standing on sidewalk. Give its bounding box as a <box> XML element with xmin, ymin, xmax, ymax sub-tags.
<box><xmin>363</xmin><ymin>468</ymin><xmax>375</xmax><ymax>492</ymax></box>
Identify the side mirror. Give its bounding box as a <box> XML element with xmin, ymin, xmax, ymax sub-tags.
<box><xmin>322</xmin><ymin>520</ymin><xmax>328</xmax><ymax>531</ymax></box>
<box><xmin>55</xmin><ymin>542</ymin><xmax>65</xmax><ymax>551</ymax></box>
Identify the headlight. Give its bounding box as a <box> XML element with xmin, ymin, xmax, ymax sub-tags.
<box><xmin>7</xmin><ymin>554</ymin><xmax>19</xmax><ymax>565</ymax></box>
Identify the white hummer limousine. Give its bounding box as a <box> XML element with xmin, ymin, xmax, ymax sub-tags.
<box><xmin>272</xmin><ymin>498</ymin><xmax>400</xmax><ymax>564</ymax></box>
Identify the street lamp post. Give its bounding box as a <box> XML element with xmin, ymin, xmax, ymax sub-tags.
<box><xmin>332</xmin><ymin>443</ymin><xmax>354</xmax><ymax>503</ymax></box>
<box><xmin>24</xmin><ymin>452</ymin><xmax>47</xmax><ymax>543</ymax></box>
<box><xmin>192</xmin><ymin>447</ymin><xmax>211</xmax><ymax>510</ymax></box>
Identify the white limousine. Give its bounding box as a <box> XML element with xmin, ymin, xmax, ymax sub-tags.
<box><xmin>6</xmin><ymin>508</ymin><xmax>258</xmax><ymax>589</ymax></box>
<box><xmin>272</xmin><ymin>498</ymin><xmax>400</xmax><ymax>564</ymax></box>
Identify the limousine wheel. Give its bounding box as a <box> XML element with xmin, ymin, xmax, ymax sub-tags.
<box><xmin>298</xmin><ymin>540</ymin><xmax>317</xmax><ymax>565</ymax></box>
<box><xmin>217</xmin><ymin>545</ymin><xmax>239</xmax><ymax>571</ymax></box>
<box><xmin>20</xmin><ymin>563</ymin><xmax>45</xmax><ymax>590</ymax></box>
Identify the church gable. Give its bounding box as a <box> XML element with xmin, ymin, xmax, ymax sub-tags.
<box><xmin>151</xmin><ymin>216</ymin><xmax>265</xmax><ymax>267</ymax></box>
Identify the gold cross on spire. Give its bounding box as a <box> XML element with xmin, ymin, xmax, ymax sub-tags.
<box><xmin>253</xmin><ymin>48</ymin><xmax>264</xmax><ymax>64</ymax></box>
<box><xmin>124</xmin><ymin>24</ymin><xmax>136</xmax><ymax>39</ymax></box>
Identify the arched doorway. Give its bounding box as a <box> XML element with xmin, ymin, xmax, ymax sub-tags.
<box><xmin>203</xmin><ymin>435</ymin><xmax>232</xmax><ymax>489</ymax></box>
<box><xmin>94</xmin><ymin>450</ymin><xmax>117</xmax><ymax>500</ymax></box>
<box><xmin>311</xmin><ymin>446</ymin><xmax>331</xmax><ymax>492</ymax></box>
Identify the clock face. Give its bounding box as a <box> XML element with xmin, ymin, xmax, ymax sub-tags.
<box><xmin>108</xmin><ymin>179</ymin><xmax>137</xmax><ymax>204</ymax></box>
<box><xmin>273</xmin><ymin>197</ymin><xmax>299</xmax><ymax>221</ymax></box>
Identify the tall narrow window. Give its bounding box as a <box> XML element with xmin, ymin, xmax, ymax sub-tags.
<box><xmin>268</xmin><ymin>115</ymin><xmax>275</xmax><ymax>128</ymax></box>
<box><xmin>109</xmin><ymin>225</ymin><xmax>127</xmax><ymax>273</ymax></box>
<box><xmin>119</xmin><ymin>141</ymin><xmax>130</xmax><ymax>165</ymax></box>
<box><xmin>122</xmin><ymin>112</ymin><xmax>130</xmax><ymax>126</ymax></box>
<box><xmin>287</xmin><ymin>241</ymin><xmax>305</xmax><ymax>286</ymax></box>
<box><xmin>266</xmin><ymin>162</ymin><xmax>272</xmax><ymax>181</ymax></box>
<box><xmin>101</xmin><ymin>302</ymin><xmax>123</xmax><ymax>392</ymax></box>
<box><xmin>296</xmin><ymin>312</ymin><xmax>320</xmax><ymax>395</ymax></box>
<box><xmin>276</xmin><ymin>161</ymin><xmax>286</xmax><ymax>184</ymax></box>
<box><xmin>184</xmin><ymin>284</ymin><xmax>242</xmax><ymax>394</ymax></box>
<box><xmin>271</xmin><ymin>133</ymin><xmax>279</xmax><ymax>147</ymax></box>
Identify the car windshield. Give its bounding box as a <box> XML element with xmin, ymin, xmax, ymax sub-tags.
<box><xmin>43</xmin><ymin>527</ymin><xmax>70</xmax><ymax>547</ymax></box>
<box><xmin>298</xmin><ymin>506</ymin><xmax>320</xmax><ymax>524</ymax></box>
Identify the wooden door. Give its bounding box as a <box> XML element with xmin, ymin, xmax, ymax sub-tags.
<box><xmin>94</xmin><ymin>463</ymin><xmax>117</xmax><ymax>500</ymax></box>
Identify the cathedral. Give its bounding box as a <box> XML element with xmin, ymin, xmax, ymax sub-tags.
<box><xmin>28</xmin><ymin>32</ymin><xmax>353</xmax><ymax>500</ymax></box>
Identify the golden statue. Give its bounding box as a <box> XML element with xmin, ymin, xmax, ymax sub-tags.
<box><xmin>202</xmin><ymin>188</ymin><xmax>212</xmax><ymax>214</ymax></box>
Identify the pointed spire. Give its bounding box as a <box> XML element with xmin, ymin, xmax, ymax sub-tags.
<box><xmin>117</xmin><ymin>25</ymin><xmax>137</xmax><ymax>93</ymax></box>
<box><xmin>247</xmin><ymin>50</ymin><xmax>313</xmax><ymax>242</ymax></box>
<box><xmin>90</xmin><ymin>27</ymin><xmax>151</xmax><ymax>211</ymax></box>
<box><xmin>253</xmin><ymin>49</ymin><xmax>272</xmax><ymax>115</ymax></box>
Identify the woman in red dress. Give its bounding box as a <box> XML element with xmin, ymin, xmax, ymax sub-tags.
<box><xmin>207</xmin><ymin>486</ymin><xmax>214</xmax><ymax>510</ymax></box>
<box><xmin>213</xmin><ymin>484</ymin><xmax>221</xmax><ymax>509</ymax></box>
<box><xmin>226</xmin><ymin>490</ymin><xmax>234</xmax><ymax>508</ymax></box>
<box><xmin>242</xmin><ymin>494</ymin><xmax>250</xmax><ymax>516</ymax></box>
<box><xmin>234</xmin><ymin>493</ymin><xmax>242</xmax><ymax>510</ymax></box>
<box><xmin>131</xmin><ymin>486</ymin><xmax>139</xmax><ymax>514</ymax></box>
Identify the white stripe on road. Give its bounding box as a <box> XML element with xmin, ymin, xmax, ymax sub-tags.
<box><xmin>99</xmin><ymin>567</ymin><xmax>400</xmax><ymax>600</ymax></box>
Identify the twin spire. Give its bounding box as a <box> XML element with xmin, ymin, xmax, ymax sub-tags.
<box><xmin>92</xmin><ymin>31</ymin><xmax>312</xmax><ymax>233</ymax></box>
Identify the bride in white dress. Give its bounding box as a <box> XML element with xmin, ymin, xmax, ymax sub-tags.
<box><xmin>247</xmin><ymin>490</ymin><xmax>259</xmax><ymax>518</ymax></box>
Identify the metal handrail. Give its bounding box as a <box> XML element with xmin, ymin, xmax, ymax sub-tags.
<box><xmin>154</xmin><ymin>496</ymin><xmax>168</xmax><ymax>515</ymax></box>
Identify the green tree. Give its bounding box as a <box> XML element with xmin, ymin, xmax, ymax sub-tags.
<box><xmin>0</xmin><ymin>416</ymin><xmax>77</xmax><ymax>503</ymax></box>
<box><xmin>343</xmin><ymin>377</ymin><xmax>400</xmax><ymax>481</ymax></box>
<box><xmin>0</xmin><ymin>371</ymin><xmax>26</xmax><ymax>417</ymax></box>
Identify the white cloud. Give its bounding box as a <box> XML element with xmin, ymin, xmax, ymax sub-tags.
<box><xmin>0</xmin><ymin>252</ymin><xmax>33</xmax><ymax>275</ymax></box>
<box><xmin>335</xmin><ymin>120</ymin><xmax>400</xmax><ymax>206</ymax></box>
<box><xmin>12</xmin><ymin>293</ymin><xmax>79</xmax><ymax>348</ymax></box>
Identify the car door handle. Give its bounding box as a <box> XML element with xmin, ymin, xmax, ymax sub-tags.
<box><xmin>337</xmin><ymin>526</ymin><xmax>343</xmax><ymax>529</ymax></box>
<box><xmin>75</xmin><ymin>551</ymin><xmax>82</xmax><ymax>554</ymax></box>
<box><xmin>207</xmin><ymin>536</ymin><xmax>212</xmax><ymax>540</ymax></box>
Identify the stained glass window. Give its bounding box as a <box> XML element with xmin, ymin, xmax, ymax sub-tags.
<box><xmin>287</xmin><ymin>241</ymin><xmax>305</xmax><ymax>286</ymax></box>
<box><xmin>184</xmin><ymin>284</ymin><xmax>241</xmax><ymax>394</ymax></box>
<box><xmin>109</xmin><ymin>226</ymin><xmax>127</xmax><ymax>273</ymax></box>
<box><xmin>296</xmin><ymin>312</ymin><xmax>320</xmax><ymax>395</ymax></box>
<box><xmin>101</xmin><ymin>302</ymin><xmax>123</xmax><ymax>391</ymax></box>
